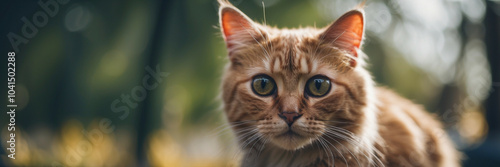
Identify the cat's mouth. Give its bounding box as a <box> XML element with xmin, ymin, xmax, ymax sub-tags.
<box><xmin>277</xmin><ymin>130</ymin><xmax>301</xmax><ymax>138</ymax></box>
<box><xmin>270</xmin><ymin>129</ymin><xmax>313</xmax><ymax>150</ymax></box>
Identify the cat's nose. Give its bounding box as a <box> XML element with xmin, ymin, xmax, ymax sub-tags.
<box><xmin>278</xmin><ymin>112</ymin><xmax>302</xmax><ymax>126</ymax></box>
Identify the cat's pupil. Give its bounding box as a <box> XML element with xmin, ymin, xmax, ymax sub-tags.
<box><xmin>261</xmin><ymin>79</ymin><xmax>268</xmax><ymax>89</ymax></box>
<box><xmin>314</xmin><ymin>79</ymin><xmax>322</xmax><ymax>90</ymax></box>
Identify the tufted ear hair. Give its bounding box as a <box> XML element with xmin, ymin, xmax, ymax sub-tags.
<box><xmin>320</xmin><ymin>9</ymin><xmax>365</xmax><ymax>67</ymax></box>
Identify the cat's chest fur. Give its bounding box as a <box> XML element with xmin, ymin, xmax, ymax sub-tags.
<box><xmin>241</xmin><ymin>144</ymin><xmax>369</xmax><ymax>167</ymax></box>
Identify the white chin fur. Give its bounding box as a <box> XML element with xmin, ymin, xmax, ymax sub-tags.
<box><xmin>269</xmin><ymin>133</ymin><xmax>313</xmax><ymax>150</ymax></box>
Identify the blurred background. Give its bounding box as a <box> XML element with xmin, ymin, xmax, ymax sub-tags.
<box><xmin>0</xmin><ymin>0</ymin><xmax>498</xmax><ymax>166</ymax></box>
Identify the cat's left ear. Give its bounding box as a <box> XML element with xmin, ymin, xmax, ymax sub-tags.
<box><xmin>219</xmin><ymin>3</ymin><xmax>265</xmax><ymax>55</ymax></box>
<box><xmin>320</xmin><ymin>9</ymin><xmax>365</xmax><ymax>66</ymax></box>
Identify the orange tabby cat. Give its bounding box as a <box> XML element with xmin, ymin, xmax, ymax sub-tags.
<box><xmin>218</xmin><ymin>1</ymin><xmax>460</xmax><ymax>166</ymax></box>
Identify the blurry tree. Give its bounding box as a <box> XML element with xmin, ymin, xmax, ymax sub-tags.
<box><xmin>463</xmin><ymin>1</ymin><xmax>500</xmax><ymax>166</ymax></box>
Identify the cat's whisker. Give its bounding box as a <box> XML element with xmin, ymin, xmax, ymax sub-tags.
<box><xmin>322</xmin><ymin>120</ymin><xmax>362</xmax><ymax>126</ymax></box>
<box><xmin>207</xmin><ymin>120</ymin><xmax>257</xmax><ymax>139</ymax></box>
<box><xmin>211</xmin><ymin>127</ymin><xmax>253</xmax><ymax>145</ymax></box>
<box><xmin>214</xmin><ymin>120</ymin><xmax>256</xmax><ymax>132</ymax></box>
<box><xmin>248</xmin><ymin>133</ymin><xmax>263</xmax><ymax>151</ymax></box>
<box><xmin>324</xmin><ymin>130</ymin><xmax>363</xmax><ymax>152</ymax></box>
<box><xmin>230</xmin><ymin>120</ymin><xmax>259</xmax><ymax>124</ymax></box>
<box><xmin>324</xmin><ymin>131</ymin><xmax>372</xmax><ymax>167</ymax></box>
<box><xmin>324</xmin><ymin>130</ymin><xmax>358</xmax><ymax>143</ymax></box>
<box><xmin>248</xmin><ymin>134</ymin><xmax>266</xmax><ymax>162</ymax></box>
<box><xmin>241</xmin><ymin>134</ymin><xmax>264</xmax><ymax>162</ymax></box>
<box><xmin>323</xmin><ymin>132</ymin><xmax>362</xmax><ymax>167</ymax></box>
<box><xmin>262</xmin><ymin>1</ymin><xmax>267</xmax><ymax>26</ymax></box>
<box><xmin>232</xmin><ymin>130</ymin><xmax>260</xmax><ymax>162</ymax></box>
<box><xmin>235</xmin><ymin>21</ymin><xmax>272</xmax><ymax>59</ymax></box>
<box><xmin>324</xmin><ymin>125</ymin><xmax>360</xmax><ymax>139</ymax></box>
<box><xmin>323</xmin><ymin>122</ymin><xmax>362</xmax><ymax>129</ymax></box>
<box><xmin>256</xmin><ymin>137</ymin><xmax>269</xmax><ymax>159</ymax></box>
<box><xmin>324</xmin><ymin>133</ymin><xmax>360</xmax><ymax>166</ymax></box>
<box><xmin>319</xmin><ymin>136</ymin><xmax>336</xmax><ymax>167</ymax></box>
<box><xmin>315</xmin><ymin>138</ymin><xmax>329</xmax><ymax>165</ymax></box>
<box><xmin>255</xmin><ymin>5</ymin><xmax>274</xmax><ymax>58</ymax></box>
<box><xmin>326</xmin><ymin>127</ymin><xmax>384</xmax><ymax>166</ymax></box>
<box><xmin>240</xmin><ymin>132</ymin><xmax>262</xmax><ymax>151</ymax></box>
<box><xmin>324</xmin><ymin>129</ymin><xmax>384</xmax><ymax>167</ymax></box>
<box><xmin>253</xmin><ymin>25</ymin><xmax>272</xmax><ymax>55</ymax></box>
<box><xmin>233</xmin><ymin>126</ymin><xmax>259</xmax><ymax>136</ymax></box>
<box><xmin>321</xmin><ymin>135</ymin><xmax>349</xmax><ymax>167</ymax></box>
<box><xmin>238</xmin><ymin>128</ymin><xmax>259</xmax><ymax>142</ymax></box>
<box><xmin>211</xmin><ymin>127</ymin><xmax>258</xmax><ymax>161</ymax></box>
<box><xmin>209</xmin><ymin>120</ymin><xmax>256</xmax><ymax>134</ymax></box>
<box><xmin>317</xmin><ymin>137</ymin><xmax>333</xmax><ymax>166</ymax></box>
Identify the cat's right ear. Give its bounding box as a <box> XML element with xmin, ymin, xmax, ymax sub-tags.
<box><xmin>219</xmin><ymin>2</ymin><xmax>264</xmax><ymax>55</ymax></box>
<box><xmin>320</xmin><ymin>9</ymin><xmax>365</xmax><ymax>67</ymax></box>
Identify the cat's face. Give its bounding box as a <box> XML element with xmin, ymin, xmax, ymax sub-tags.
<box><xmin>220</xmin><ymin>3</ymin><xmax>374</xmax><ymax>151</ymax></box>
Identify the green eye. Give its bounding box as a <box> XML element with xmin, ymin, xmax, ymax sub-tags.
<box><xmin>252</xmin><ymin>75</ymin><xmax>276</xmax><ymax>96</ymax></box>
<box><xmin>305</xmin><ymin>76</ymin><xmax>331</xmax><ymax>97</ymax></box>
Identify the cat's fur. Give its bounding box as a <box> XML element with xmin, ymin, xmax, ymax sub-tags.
<box><xmin>218</xmin><ymin>1</ymin><xmax>460</xmax><ymax>166</ymax></box>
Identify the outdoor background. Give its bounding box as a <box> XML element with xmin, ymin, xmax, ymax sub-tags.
<box><xmin>0</xmin><ymin>0</ymin><xmax>499</xmax><ymax>166</ymax></box>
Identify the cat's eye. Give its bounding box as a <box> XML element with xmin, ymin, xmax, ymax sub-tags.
<box><xmin>252</xmin><ymin>75</ymin><xmax>277</xmax><ymax>96</ymax></box>
<box><xmin>305</xmin><ymin>75</ymin><xmax>331</xmax><ymax>97</ymax></box>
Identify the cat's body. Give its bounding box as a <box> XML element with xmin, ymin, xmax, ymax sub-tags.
<box><xmin>218</xmin><ymin>1</ymin><xmax>460</xmax><ymax>166</ymax></box>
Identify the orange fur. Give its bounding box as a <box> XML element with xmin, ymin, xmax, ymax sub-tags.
<box><xmin>218</xmin><ymin>1</ymin><xmax>460</xmax><ymax>166</ymax></box>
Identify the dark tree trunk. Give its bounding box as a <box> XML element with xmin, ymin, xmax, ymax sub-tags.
<box><xmin>484</xmin><ymin>1</ymin><xmax>500</xmax><ymax>137</ymax></box>
<box><xmin>135</xmin><ymin>0</ymin><xmax>173</xmax><ymax>166</ymax></box>
<box><xmin>464</xmin><ymin>1</ymin><xmax>500</xmax><ymax>167</ymax></box>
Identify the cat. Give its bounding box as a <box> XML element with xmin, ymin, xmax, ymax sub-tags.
<box><xmin>217</xmin><ymin>1</ymin><xmax>461</xmax><ymax>166</ymax></box>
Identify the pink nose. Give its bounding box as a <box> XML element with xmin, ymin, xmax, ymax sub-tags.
<box><xmin>278</xmin><ymin>112</ymin><xmax>302</xmax><ymax>126</ymax></box>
